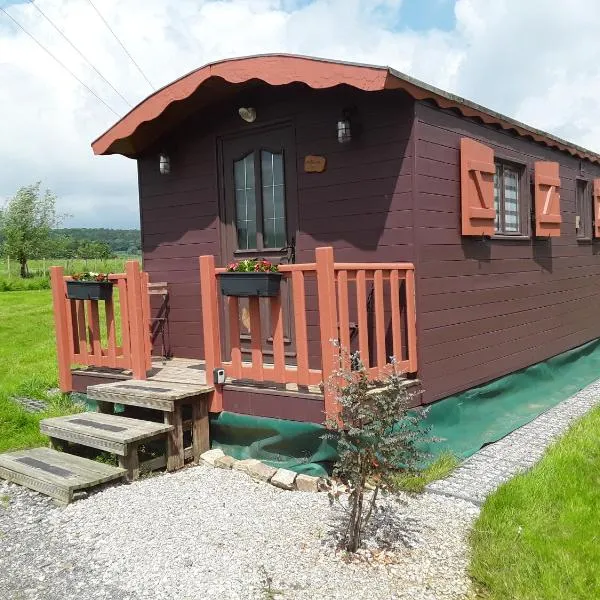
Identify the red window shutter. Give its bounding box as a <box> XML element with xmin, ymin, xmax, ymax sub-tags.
<box><xmin>534</xmin><ymin>161</ymin><xmax>561</xmax><ymax>237</ymax></box>
<box><xmin>593</xmin><ymin>179</ymin><xmax>600</xmax><ymax>238</ymax></box>
<box><xmin>460</xmin><ymin>138</ymin><xmax>496</xmax><ymax>236</ymax></box>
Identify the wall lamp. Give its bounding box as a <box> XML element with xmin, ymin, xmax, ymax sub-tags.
<box><xmin>337</xmin><ymin>108</ymin><xmax>353</xmax><ymax>144</ymax></box>
<box><xmin>159</xmin><ymin>153</ymin><xmax>170</xmax><ymax>175</ymax></box>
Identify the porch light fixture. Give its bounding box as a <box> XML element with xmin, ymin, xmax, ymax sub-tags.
<box><xmin>159</xmin><ymin>153</ymin><xmax>170</xmax><ymax>175</ymax></box>
<box><xmin>238</xmin><ymin>107</ymin><xmax>257</xmax><ymax>123</ymax></box>
<box><xmin>337</xmin><ymin>109</ymin><xmax>352</xmax><ymax>144</ymax></box>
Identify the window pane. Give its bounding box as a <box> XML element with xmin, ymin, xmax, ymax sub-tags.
<box><xmin>494</xmin><ymin>165</ymin><xmax>501</xmax><ymax>232</ymax></box>
<box><xmin>576</xmin><ymin>181</ymin><xmax>587</xmax><ymax>238</ymax></box>
<box><xmin>261</xmin><ymin>151</ymin><xmax>287</xmax><ymax>248</ymax></box>
<box><xmin>503</xmin><ymin>168</ymin><xmax>520</xmax><ymax>233</ymax></box>
<box><xmin>234</xmin><ymin>153</ymin><xmax>257</xmax><ymax>249</ymax></box>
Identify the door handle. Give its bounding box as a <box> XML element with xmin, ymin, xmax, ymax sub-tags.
<box><xmin>279</xmin><ymin>236</ymin><xmax>296</xmax><ymax>264</ymax></box>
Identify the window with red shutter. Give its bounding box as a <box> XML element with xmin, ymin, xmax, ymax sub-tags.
<box><xmin>534</xmin><ymin>161</ymin><xmax>561</xmax><ymax>237</ymax></box>
<box><xmin>593</xmin><ymin>179</ymin><xmax>600</xmax><ymax>238</ymax></box>
<box><xmin>460</xmin><ymin>138</ymin><xmax>496</xmax><ymax>236</ymax></box>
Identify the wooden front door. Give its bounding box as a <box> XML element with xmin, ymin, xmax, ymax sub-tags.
<box><xmin>219</xmin><ymin>125</ymin><xmax>298</xmax><ymax>364</ymax></box>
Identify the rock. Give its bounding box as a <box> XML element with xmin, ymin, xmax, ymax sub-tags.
<box><xmin>246</xmin><ymin>461</ymin><xmax>277</xmax><ymax>482</ymax></box>
<box><xmin>214</xmin><ymin>455</ymin><xmax>237</xmax><ymax>470</ymax></box>
<box><xmin>232</xmin><ymin>459</ymin><xmax>261</xmax><ymax>474</ymax></box>
<box><xmin>295</xmin><ymin>474</ymin><xmax>320</xmax><ymax>493</ymax></box>
<box><xmin>200</xmin><ymin>449</ymin><xmax>225</xmax><ymax>467</ymax></box>
<box><xmin>270</xmin><ymin>469</ymin><xmax>297</xmax><ymax>490</ymax></box>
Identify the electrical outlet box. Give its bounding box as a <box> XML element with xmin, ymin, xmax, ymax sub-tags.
<box><xmin>213</xmin><ymin>368</ymin><xmax>226</xmax><ymax>385</ymax></box>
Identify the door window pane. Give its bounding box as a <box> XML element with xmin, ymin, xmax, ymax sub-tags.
<box><xmin>261</xmin><ymin>150</ymin><xmax>286</xmax><ymax>248</ymax></box>
<box><xmin>234</xmin><ymin>153</ymin><xmax>256</xmax><ymax>249</ymax></box>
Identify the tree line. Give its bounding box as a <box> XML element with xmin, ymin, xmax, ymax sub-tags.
<box><xmin>0</xmin><ymin>183</ymin><xmax>140</xmax><ymax>277</ymax></box>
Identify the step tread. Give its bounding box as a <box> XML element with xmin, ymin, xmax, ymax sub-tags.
<box><xmin>87</xmin><ymin>379</ymin><xmax>213</xmax><ymax>411</ymax></box>
<box><xmin>41</xmin><ymin>412</ymin><xmax>173</xmax><ymax>447</ymax></box>
<box><xmin>0</xmin><ymin>447</ymin><xmax>125</xmax><ymax>503</ymax></box>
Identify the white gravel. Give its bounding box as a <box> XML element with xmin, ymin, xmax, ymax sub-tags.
<box><xmin>0</xmin><ymin>465</ymin><xmax>479</xmax><ymax>600</ymax></box>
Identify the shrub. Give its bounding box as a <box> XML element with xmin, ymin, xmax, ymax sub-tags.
<box><xmin>325</xmin><ymin>353</ymin><xmax>432</xmax><ymax>552</ymax></box>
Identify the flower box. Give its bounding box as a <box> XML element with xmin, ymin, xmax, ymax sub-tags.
<box><xmin>219</xmin><ymin>272</ymin><xmax>282</xmax><ymax>297</ymax></box>
<box><xmin>66</xmin><ymin>280</ymin><xmax>113</xmax><ymax>301</ymax></box>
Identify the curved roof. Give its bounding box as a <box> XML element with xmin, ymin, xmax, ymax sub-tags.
<box><xmin>92</xmin><ymin>53</ymin><xmax>600</xmax><ymax>164</ymax></box>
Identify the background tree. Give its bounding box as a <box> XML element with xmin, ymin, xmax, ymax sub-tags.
<box><xmin>0</xmin><ymin>183</ymin><xmax>60</xmax><ymax>277</ymax></box>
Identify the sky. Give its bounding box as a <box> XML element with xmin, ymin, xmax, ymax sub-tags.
<box><xmin>1</xmin><ymin>0</ymin><xmax>599</xmax><ymax>229</ymax></box>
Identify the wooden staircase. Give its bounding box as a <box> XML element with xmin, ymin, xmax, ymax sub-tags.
<box><xmin>0</xmin><ymin>377</ymin><xmax>213</xmax><ymax>504</ymax></box>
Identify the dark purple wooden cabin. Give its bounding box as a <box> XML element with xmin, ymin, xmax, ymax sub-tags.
<box><xmin>84</xmin><ymin>54</ymin><xmax>600</xmax><ymax>420</ymax></box>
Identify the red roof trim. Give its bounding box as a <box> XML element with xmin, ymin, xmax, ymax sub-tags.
<box><xmin>92</xmin><ymin>54</ymin><xmax>600</xmax><ymax>164</ymax></box>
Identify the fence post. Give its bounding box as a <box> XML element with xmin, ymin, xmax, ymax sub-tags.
<box><xmin>315</xmin><ymin>246</ymin><xmax>341</xmax><ymax>423</ymax></box>
<box><xmin>125</xmin><ymin>260</ymin><xmax>148</xmax><ymax>380</ymax></box>
<box><xmin>199</xmin><ymin>255</ymin><xmax>223</xmax><ymax>412</ymax></box>
<box><xmin>405</xmin><ymin>268</ymin><xmax>418</xmax><ymax>373</ymax></box>
<box><xmin>50</xmin><ymin>266</ymin><xmax>73</xmax><ymax>392</ymax></box>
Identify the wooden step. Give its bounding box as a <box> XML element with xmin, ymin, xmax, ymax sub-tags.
<box><xmin>87</xmin><ymin>379</ymin><xmax>213</xmax><ymax>411</ymax></box>
<box><xmin>0</xmin><ymin>447</ymin><xmax>126</xmax><ymax>504</ymax></box>
<box><xmin>40</xmin><ymin>412</ymin><xmax>173</xmax><ymax>456</ymax></box>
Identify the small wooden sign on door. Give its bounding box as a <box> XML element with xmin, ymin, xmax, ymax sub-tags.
<box><xmin>304</xmin><ymin>155</ymin><xmax>327</xmax><ymax>173</ymax></box>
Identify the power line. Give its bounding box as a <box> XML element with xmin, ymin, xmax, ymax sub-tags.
<box><xmin>29</xmin><ymin>0</ymin><xmax>132</xmax><ymax>108</ymax></box>
<box><xmin>85</xmin><ymin>0</ymin><xmax>154</xmax><ymax>91</ymax></box>
<box><xmin>0</xmin><ymin>6</ymin><xmax>120</xmax><ymax>116</ymax></box>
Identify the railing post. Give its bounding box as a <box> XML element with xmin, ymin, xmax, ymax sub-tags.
<box><xmin>200</xmin><ymin>255</ymin><xmax>223</xmax><ymax>412</ymax></box>
<box><xmin>315</xmin><ymin>246</ymin><xmax>340</xmax><ymax>423</ymax></box>
<box><xmin>50</xmin><ymin>266</ymin><xmax>72</xmax><ymax>393</ymax></box>
<box><xmin>125</xmin><ymin>260</ymin><xmax>148</xmax><ymax>380</ymax></box>
<box><xmin>406</xmin><ymin>268</ymin><xmax>418</xmax><ymax>373</ymax></box>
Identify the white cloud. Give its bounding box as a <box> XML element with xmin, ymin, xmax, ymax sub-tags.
<box><xmin>0</xmin><ymin>0</ymin><xmax>599</xmax><ymax>227</ymax></box>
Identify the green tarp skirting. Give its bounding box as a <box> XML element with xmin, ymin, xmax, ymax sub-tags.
<box><xmin>210</xmin><ymin>337</ymin><xmax>600</xmax><ymax>476</ymax></box>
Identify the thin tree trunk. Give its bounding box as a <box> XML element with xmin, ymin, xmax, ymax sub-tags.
<box><xmin>20</xmin><ymin>259</ymin><xmax>28</xmax><ymax>278</ymax></box>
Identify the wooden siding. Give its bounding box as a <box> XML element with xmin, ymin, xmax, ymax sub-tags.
<box><xmin>414</xmin><ymin>101</ymin><xmax>600</xmax><ymax>403</ymax></box>
<box><xmin>138</xmin><ymin>84</ymin><xmax>415</xmax><ymax>363</ymax></box>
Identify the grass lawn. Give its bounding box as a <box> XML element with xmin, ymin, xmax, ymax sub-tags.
<box><xmin>470</xmin><ymin>406</ymin><xmax>600</xmax><ymax>599</ymax></box>
<box><xmin>0</xmin><ymin>290</ymin><xmax>78</xmax><ymax>452</ymax></box>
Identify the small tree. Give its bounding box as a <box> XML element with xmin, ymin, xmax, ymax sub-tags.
<box><xmin>326</xmin><ymin>354</ymin><xmax>431</xmax><ymax>553</ymax></box>
<box><xmin>0</xmin><ymin>183</ymin><xmax>60</xmax><ymax>277</ymax></box>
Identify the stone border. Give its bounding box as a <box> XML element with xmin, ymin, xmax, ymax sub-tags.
<box><xmin>199</xmin><ymin>449</ymin><xmax>329</xmax><ymax>493</ymax></box>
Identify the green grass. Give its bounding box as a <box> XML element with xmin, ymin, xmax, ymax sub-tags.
<box><xmin>0</xmin><ymin>290</ymin><xmax>79</xmax><ymax>452</ymax></box>
<box><xmin>393</xmin><ymin>452</ymin><xmax>460</xmax><ymax>492</ymax></box>
<box><xmin>470</xmin><ymin>407</ymin><xmax>600</xmax><ymax>600</ymax></box>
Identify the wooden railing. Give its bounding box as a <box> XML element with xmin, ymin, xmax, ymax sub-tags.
<box><xmin>51</xmin><ymin>261</ymin><xmax>152</xmax><ymax>392</ymax></box>
<box><xmin>200</xmin><ymin>246</ymin><xmax>417</xmax><ymax>420</ymax></box>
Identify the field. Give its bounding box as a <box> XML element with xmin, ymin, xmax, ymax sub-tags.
<box><xmin>470</xmin><ymin>406</ymin><xmax>600</xmax><ymax>599</ymax></box>
<box><xmin>0</xmin><ymin>256</ymin><xmax>140</xmax><ymax>291</ymax></box>
<box><xmin>0</xmin><ymin>290</ymin><xmax>78</xmax><ymax>452</ymax></box>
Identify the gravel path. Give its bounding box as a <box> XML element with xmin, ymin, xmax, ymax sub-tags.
<box><xmin>0</xmin><ymin>467</ymin><xmax>478</xmax><ymax>600</ymax></box>
<box><xmin>426</xmin><ymin>378</ymin><xmax>600</xmax><ymax>504</ymax></box>
<box><xmin>2</xmin><ymin>378</ymin><xmax>600</xmax><ymax>600</ymax></box>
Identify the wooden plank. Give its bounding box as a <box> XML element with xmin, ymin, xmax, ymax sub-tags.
<box><xmin>405</xmin><ymin>268</ymin><xmax>418</xmax><ymax>373</ymax></box>
<box><xmin>165</xmin><ymin>403</ymin><xmax>184</xmax><ymax>471</ymax></box>
<box><xmin>373</xmin><ymin>269</ymin><xmax>386</xmax><ymax>368</ymax></box>
<box><xmin>76</xmin><ymin>300</ymin><xmax>89</xmax><ymax>361</ymax></box>
<box><xmin>336</xmin><ymin>270</ymin><xmax>351</xmax><ymax>370</ymax></box>
<box><xmin>227</xmin><ymin>296</ymin><xmax>242</xmax><ymax>379</ymax></box>
<box><xmin>49</xmin><ymin>267</ymin><xmax>73</xmax><ymax>392</ymax></box>
<box><xmin>192</xmin><ymin>397</ymin><xmax>210</xmax><ymax>462</ymax></box>
<box><xmin>117</xmin><ymin>278</ymin><xmax>131</xmax><ymax>362</ymax></box>
<box><xmin>270</xmin><ymin>295</ymin><xmax>286</xmax><ymax>383</ymax></box>
<box><xmin>356</xmin><ymin>269</ymin><xmax>370</xmax><ymax>368</ymax></box>
<box><xmin>389</xmin><ymin>269</ymin><xmax>402</xmax><ymax>363</ymax></box>
<box><xmin>125</xmin><ymin>261</ymin><xmax>148</xmax><ymax>380</ymax></box>
<box><xmin>88</xmin><ymin>300</ymin><xmax>102</xmax><ymax>359</ymax></box>
<box><xmin>292</xmin><ymin>271</ymin><xmax>310</xmax><ymax>386</ymax></box>
<box><xmin>248</xmin><ymin>296</ymin><xmax>264</xmax><ymax>381</ymax></box>
<box><xmin>105</xmin><ymin>296</ymin><xmax>117</xmax><ymax>364</ymax></box>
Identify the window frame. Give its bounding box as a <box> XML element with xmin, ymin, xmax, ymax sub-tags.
<box><xmin>491</xmin><ymin>158</ymin><xmax>530</xmax><ymax>239</ymax></box>
<box><xmin>575</xmin><ymin>178</ymin><xmax>593</xmax><ymax>242</ymax></box>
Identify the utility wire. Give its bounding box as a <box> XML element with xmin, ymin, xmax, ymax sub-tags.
<box><xmin>0</xmin><ymin>6</ymin><xmax>120</xmax><ymax>116</ymax></box>
<box><xmin>29</xmin><ymin>0</ymin><xmax>132</xmax><ymax>107</ymax></box>
<box><xmin>85</xmin><ymin>0</ymin><xmax>154</xmax><ymax>91</ymax></box>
